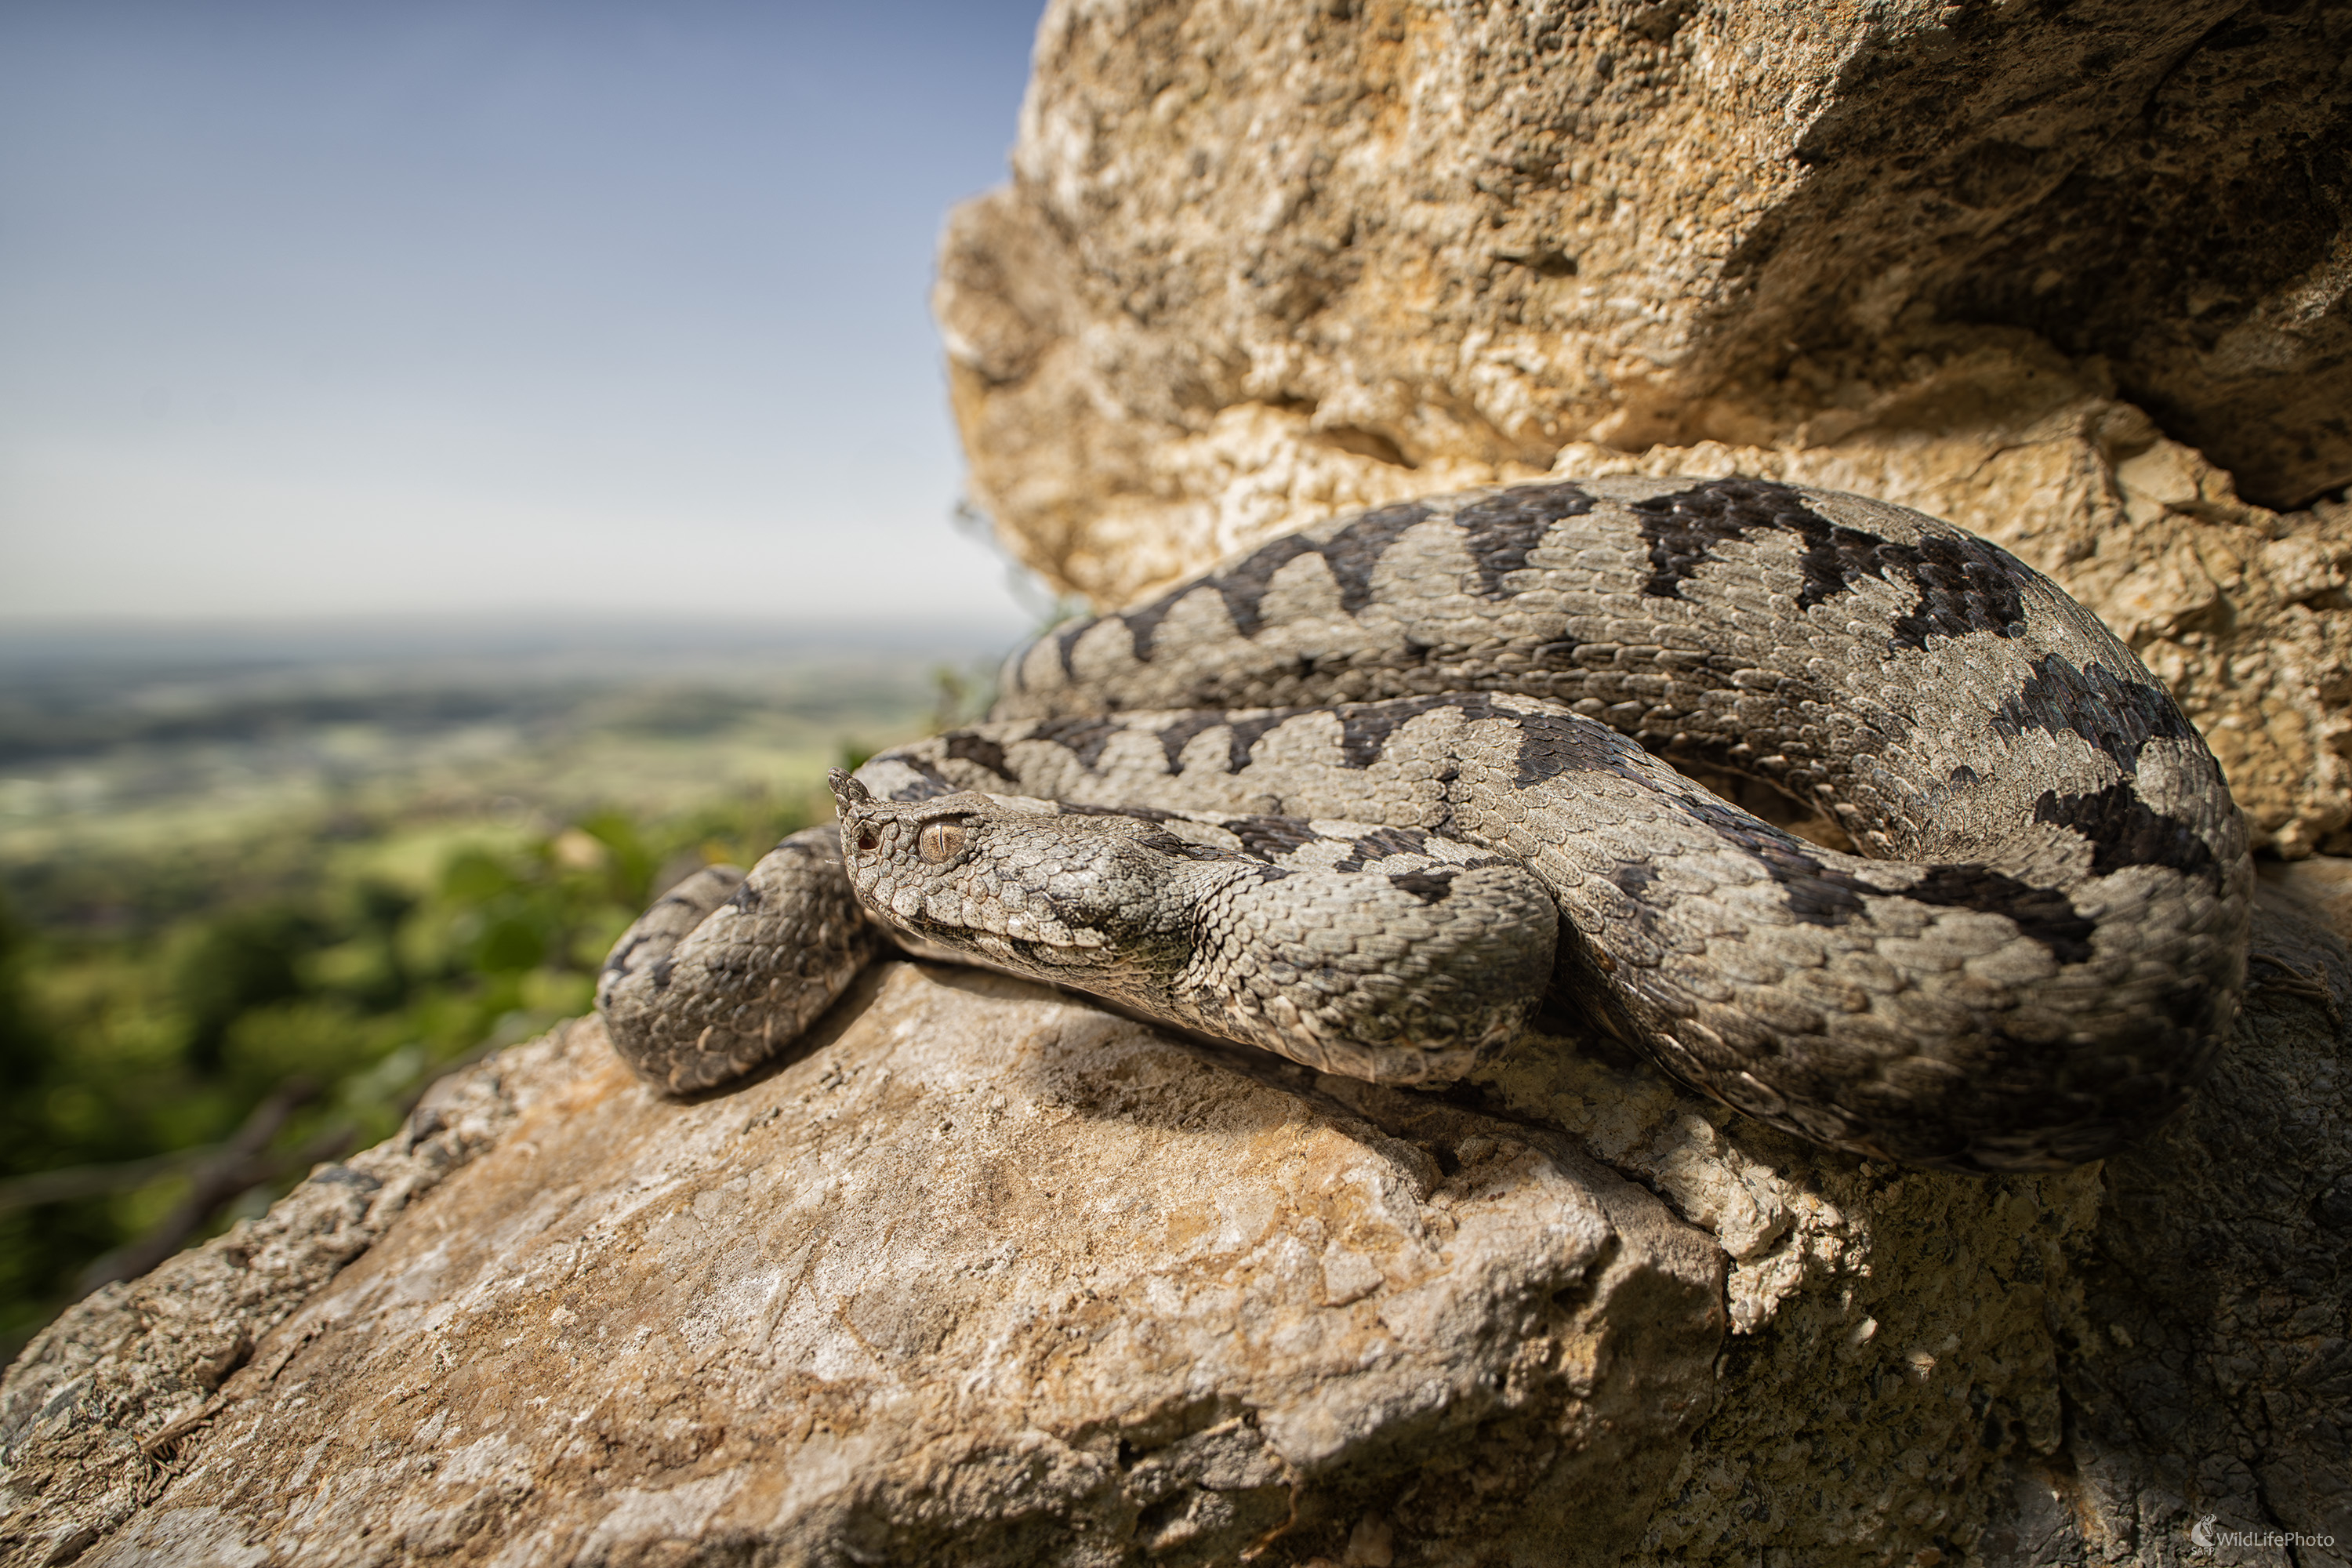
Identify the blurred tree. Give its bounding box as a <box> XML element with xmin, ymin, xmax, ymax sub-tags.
<box><xmin>0</xmin><ymin>786</ymin><xmax>826</xmax><ymax>1359</ymax></box>
<box><xmin>0</xmin><ymin>895</ymin><xmax>123</xmax><ymax>1353</ymax></box>
<box><xmin>0</xmin><ymin>895</ymin><xmax>48</xmax><ymax>1149</ymax></box>
<box><xmin>349</xmin><ymin>879</ymin><xmax>417</xmax><ymax>1010</ymax></box>
<box><xmin>173</xmin><ymin>906</ymin><xmax>328</xmax><ymax>1073</ymax></box>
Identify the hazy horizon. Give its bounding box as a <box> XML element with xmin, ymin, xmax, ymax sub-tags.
<box><xmin>1</xmin><ymin>1</ymin><xmax>1049</xmax><ymax>634</ymax></box>
<box><xmin>0</xmin><ymin>607</ymin><xmax>1029</xmax><ymax>672</ymax></box>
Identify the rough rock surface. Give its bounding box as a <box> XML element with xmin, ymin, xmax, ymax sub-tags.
<box><xmin>3</xmin><ymin>898</ymin><xmax>2342</xmax><ymax>1566</ymax></box>
<box><xmin>937</xmin><ymin>0</ymin><xmax>2352</xmax><ymax>855</ymax></box>
<box><xmin>2010</xmin><ymin>880</ymin><xmax>2351</xmax><ymax>1567</ymax></box>
<box><xmin>0</xmin><ymin>1043</ymin><xmax>524</xmax><ymax>1565</ymax></box>
<box><xmin>2</xmin><ymin>966</ymin><xmax>1730</xmax><ymax>1566</ymax></box>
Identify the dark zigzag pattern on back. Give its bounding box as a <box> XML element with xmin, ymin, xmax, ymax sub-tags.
<box><xmin>1672</xmin><ymin>785</ymin><xmax>2096</xmax><ymax>961</ymax></box>
<box><xmin>1389</xmin><ymin>869</ymin><xmax>1461</xmax><ymax>905</ymax></box>
<box><xmin>2033</xmin><ymin>782</ymin><xmax>2222</xmax><ymax>887</ymax></box>
<box><xmin>1002</xmin><ymin>667</ymin><xmax>2184</xmax><ymax>965</ymax></box>
<box><xmin>1154</xmin><ymin>712</ymin><xmax>1232</xmax><ymax>775</ymax></box>
<box><xmin>1040</xmin><ymin>691</ymin><xmax>1700</xmax><ymax>794</ymax></box>
<box><xmin>1993</xmin><ymin>654</ymin><xmax>2200</xmax><ymax>773</ymax></box>
<box><xmin>943</xmin><ymin>733</ymin><xmax>1012</xmax><ymax>780</ymax></box>
<box><xmin>1132</xmin><ymin>695</ymin><xmax>2103</xmax><ymax>959</ymax></box>
<box><xmin>884</xmin><ymin>759</ymin><xmax>960</xmax><ymax>801</ymax></box>
<box><xmin>1515</xmin><ymin>709</ymin><xmax>1641</xmax><ymax>786</ymax></box>
<box><xmin>1331</xmin><ymin>826</ymin><xmax>1433</xmax><ymax>871</ymax></box>
<box><xmin>1221</xmin><ymin>713</ymin><xmax>1293</xmax><ymax>774</ymax></box>
<box><xmin>1029</xmin><ymin>717</ymin><xmax>1125</xmax><ymax>770</ymax></box>
<box><xmin>1456</xmin><ymin>482</ymin><xmax>1595</xmax><ymax>600</ymax></box>
<box><xmin>1633</xmin><ymin>477</ymin><xmax>2028</xmax><ymax>651</ymax></box>
<box><xmin>1337</xmin><ymin>695</ymin><xmax>1490</xmax><ymax>768</ymax></box>
<box><xmin>1135</xmin><ymin>695</ymin><xmax>1510</xmax><ymax>777</ymax></box>
<box><xmin>1222</xmin><ymin>816</ymin><xmax>1322</xmax><ymax>860</ymax></box>
<box><xmin>1107</xmin><ymin>499</ymin><xmax>1436</xmax><ymax>663</ymax></box>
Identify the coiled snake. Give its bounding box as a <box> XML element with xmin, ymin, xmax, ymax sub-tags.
<box><xmin>598</xmin><ymin>477</ymin><xmax>2252</xmax><ymax>1171</ymax></box>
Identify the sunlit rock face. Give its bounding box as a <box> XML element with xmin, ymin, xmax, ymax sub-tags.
<box><xmin>1</xmin><ymin>970</ymin><xmax>1730</xmax><ymax>1566</ymax></box>
<box><xmin>939</xmin><ymin>0</ymin><xmax>2352</xmax><ymax>858</ymax></box>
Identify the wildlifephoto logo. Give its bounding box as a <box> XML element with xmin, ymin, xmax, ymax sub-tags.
<box><xmin>2188</xmin><ymin>1512</ymin><xmax>2336</xmax><ymax>1556</ymax></box>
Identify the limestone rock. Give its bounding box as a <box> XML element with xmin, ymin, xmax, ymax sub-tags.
<box><xmin>936</xmin><ymin>0</ymin><xmax>2352</xmax><ymax>855</ymax></box>
<box><xmin>7</xmin><ymin>895</ymin><xmax>2342</xmax><ymax>1566</ymax></box>
<box><xmin>0</xmin><ymin>1048</ymin><xmax>520</xmax><ymax>1567</ymax></box>
<box><xmin>0</xmin><ymin>965</ymin><xmax>1728</xmax><ymax>1566</ymax></box>
<box><xmin>2001</xmin><ymin>882</ymin><xmax>2352</xmax><ymax>1566</ymax></box>
<box><xmin>2266</xmin><ymin>852</ymin><xmax>2352</xmax><ymax>946</ymax></box>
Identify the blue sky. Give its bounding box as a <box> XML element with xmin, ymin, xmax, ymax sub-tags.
<box><xmin>0</xmin><ymin>1</ymin><xmax>1046</xmax><ymax>633</ymax></box>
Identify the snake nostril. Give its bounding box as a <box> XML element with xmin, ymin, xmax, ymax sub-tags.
<box><xmin>857</xmin><ymin>829</ymin><xmax>879</xmax><ymax>854</ymax></box>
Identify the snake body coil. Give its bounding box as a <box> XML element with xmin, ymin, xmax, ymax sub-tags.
<box><xmin>599</xmin><ymin>476</ymin><xmax>2252</xmax><ymax>1171</ymax></box>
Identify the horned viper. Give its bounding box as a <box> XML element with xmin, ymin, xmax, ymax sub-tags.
<box><xmin>598</xmin><ymin>476</ymin><xmax>2251</xmax><ymax>1172</ymax></box>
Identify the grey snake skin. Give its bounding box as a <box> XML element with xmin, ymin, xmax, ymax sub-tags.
<box><xmin>599</xmin><ymin>476</ymin><xmax>2252</xmax><ymax>1172</ymax></box>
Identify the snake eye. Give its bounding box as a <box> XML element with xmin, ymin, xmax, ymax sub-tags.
<box><xmin>917</xmin><ymin>821</ymin><xmax>967</xmax><ymax>862</ymax></box>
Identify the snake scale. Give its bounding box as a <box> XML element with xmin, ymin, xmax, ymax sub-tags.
<box><xmin>598</xmin><ymin>475</ymin><xmax>2252</xmax><ymax>1171</ymax></box>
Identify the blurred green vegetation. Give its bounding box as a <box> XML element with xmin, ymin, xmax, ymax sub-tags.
<box><xmin>0</xmin><ymin>783</ymin><xmax>832</xmax><ymax>1359</ymax></box>
<box><xmin>0</xmin><ymin>641</ymin><xmax>1016</xmax><ymax>1363</ymax></box>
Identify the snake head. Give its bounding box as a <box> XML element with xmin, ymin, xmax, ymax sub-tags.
<box><xmin>828</xmin><ymin>769</ymin><xmax>1557</xmax><ymax>1084</ymax></box>
<box><xmin>829</xmin><ymin>773</ymin><xmax>1197</xmax><ymax>982</ymax></box>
